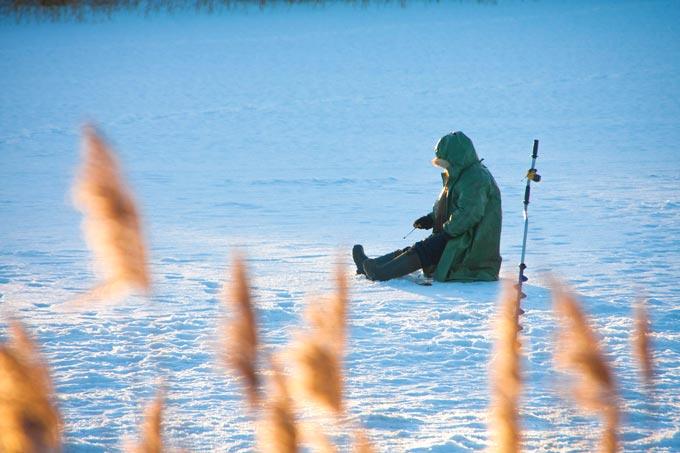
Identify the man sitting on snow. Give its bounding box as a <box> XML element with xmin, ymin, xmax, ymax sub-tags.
<box><xmin>353</xmin><ymin>131</ymin><xmax>502</xmax><ymax>282</ymax></box>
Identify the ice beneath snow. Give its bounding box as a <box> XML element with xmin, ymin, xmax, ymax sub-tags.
<box><xmin>1</xmin><ymin>1</ymin><xmax>679</xmax><ymax>451</ymax></box>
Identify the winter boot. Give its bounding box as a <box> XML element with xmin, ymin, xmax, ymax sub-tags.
<box><xmin>353</xmin><ymin>245</ymin><xmax>409</xmax><ymax>275</ymax></box>
<box><xmin>352</xmin><ymin>245</ymin><xmax>369</xmax><ymax>275</ymax></box>
<box><xmin>363</xmin><ymin>248</ymin><xmax>422</xmax><ymax>282</ymax></box>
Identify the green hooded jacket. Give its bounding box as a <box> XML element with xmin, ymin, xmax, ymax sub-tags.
<box><xmin>432</xmin><ymin>132</ymin><xmax>502</xmax><ymax>282</ymax></box>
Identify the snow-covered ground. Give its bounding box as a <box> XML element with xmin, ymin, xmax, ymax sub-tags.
<box><xmin>1</xmin><ymin>0</ymin><xmax>679</xmax><ymax>451</ymax></box>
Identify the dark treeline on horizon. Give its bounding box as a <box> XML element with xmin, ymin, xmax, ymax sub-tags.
<box><xmin>1</xmin><ymin>0</ymin><xmax>497</xmax><ymax>21</ymax></box>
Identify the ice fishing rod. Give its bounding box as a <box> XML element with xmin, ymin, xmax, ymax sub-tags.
<box><xmin>516</xmin><ymin>139</ymin><xmax>541</xmax><ymax>318</ymax></box>
<box><xmin>403</xmin><ymin>227</ymin><xmax>416</xmax><ymax>239</ymax></box>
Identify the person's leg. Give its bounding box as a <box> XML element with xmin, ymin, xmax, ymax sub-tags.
<box><xmin>363</xmin><ymin>247</ymin><xmax>422</xmax><ymax>281</ymax></box>
<box><xmin>361</xmin><ymin>232</ymin><xmax>449</xmax><ymax>282</ymax></box>
<box><xmin>412</xmin><ymin>232</ymin><xmax>449</xmax><ymax>274</ymax></box>
<box><xmin>352</xmin><ymin>245</ymin><xmax>410</xmax><ymax>275</ymax></box>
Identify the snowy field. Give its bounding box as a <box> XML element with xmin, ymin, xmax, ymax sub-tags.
<box><xmin>1</xmin><ymin>0</ymin><xmax>680</xmax><ymax>451</ymax></box>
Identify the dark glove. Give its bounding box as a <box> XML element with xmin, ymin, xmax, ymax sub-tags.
<box><xmin>413</xmin><ymin>214</ymin><xmax>434</xmax><ymax>230</ymax></box>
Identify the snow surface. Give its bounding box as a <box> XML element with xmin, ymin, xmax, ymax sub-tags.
<box><xmin>1</xmin><ymin>0</ymin><xmax>679</xmax><ymax>451</ymax></box>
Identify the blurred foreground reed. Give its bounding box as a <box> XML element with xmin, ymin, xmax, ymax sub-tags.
<box><xmin>0</xmin><ymin>321</ymin><xmax>62</xmax><ymax>453</ymax></box>
<box><xmin>552</xmin><ymin>284</ymin><xmax>619</xmax><ymax>453</ymax></box>
<box><xmin>73</xmin><ymin>126</ymin><xmax>149</xmax><ymax>302</ymax></box>
<box><xmin>488</xmin><ymin>284</ymin><xmax>522</xmax><ymax>453</ymax></box>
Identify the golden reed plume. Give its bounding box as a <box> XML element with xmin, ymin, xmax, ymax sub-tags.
<box><xmin>304</xmin><ymin>263</ymin><xmax>348</xmax><ymax>357</ymax></box>
<box><xmin>128</xmin><ymin>390</ymin><xmax>164</xmax><ymax>453</ymax></box>
<box><xmin>257</xmin><ymin>364</ymin><xmax>298</xmax><ymax>453</ymax></box>
<box><xmin>290</xmin><ymin>264</ymin><xmax>348</xmax><ymax>416</ymax></box>
<box><xmin>333</xmin><ymin>262</ymin><xmax>348</xmax><ymax>353</ymax></box>
<box><xmin>552</xmin><ymin>284</ymin><xmax>619</xmax><ymax>453</ymax></box>
<box><xmin>0</xmin><ymin>321</ymin><xmax>62</xmax><ymax>452</ymax></box>
<box><xmin>73</xmin><ymin>125</ymin><xmax>150</xmax><ymax>300</ymax></box>
<box><xmin>352</xmin><ymin>429</ymin><xmax>376</xmax><ymax>453</ymax></box>
<box><xmin>297</xmin><ymin>422</ymin><xmax>337</xmax><ymax>453</ymax></box>
<box><xmin>222</xmin><ymin>254</ymin><xmax>260</xmax><ymax>409</ymax></box>
<box><xmin>488</xmin><ymin>284</ymin><xmax>522</xmax><ymax>453</ymax></box>
<box><xmin>632</xmin><ymin>301</ymin><xmax>653</xmax><ymax>386</ymax></box>
<box><xmin>289</xmin><ymin>339</ymin><xmax>343</xmax><ymax>415</ymax></box>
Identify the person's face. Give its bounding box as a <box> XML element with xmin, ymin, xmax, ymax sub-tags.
<box><xmin>432</xmin><ymin>157</ymin><xmax>450</xmax><ymax>172</ymax></box>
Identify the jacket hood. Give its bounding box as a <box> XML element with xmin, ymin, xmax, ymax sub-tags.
<box><xmin>435</xmin><ymin>131</ymin><xmax>480</xmax><ymax>181</ymax></box>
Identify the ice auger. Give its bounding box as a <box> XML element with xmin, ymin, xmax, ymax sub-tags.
<box><xmin>516</xmin><ymin>139</ymin><xmax>541</xmax><ymax>320</ymax></box>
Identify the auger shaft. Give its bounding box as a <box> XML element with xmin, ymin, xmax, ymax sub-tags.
<box><xmin>516</xmin><ymin>140</ymin><xmax>540</xmax><ymax>319</ymax></box>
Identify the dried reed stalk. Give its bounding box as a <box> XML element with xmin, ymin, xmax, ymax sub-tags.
<box><xmin>298</xmin><ymin>421</ymin><xmax>337</xmax><ymax>453</ymax></box>
<box><xmin>129</xmin><ymin>391</ymin><xmax>164</xmax><ymax>453</ymax></box>
<box><xmin>222</xmin><ymin>254</ymin><xmax>260</xmax><ymax>409</ymax></box>
<box><xmin>352</xmin><ymin>429</ymin><xmax>375</xmax><ymax>453</ymax></box>
<box><xmin>290</xmin><ymin>263</ymin><xmax>347</xmax><ymax>416</ymax></box>
<box><xmin>632</xmin><ymin>301</ymin><xmax>653</xmax><ymax>386</ymax></box>
<box><xmin>304</xmin><ymin>263</ymin><xmax>348</xmax><ymax>356</ymax></box>
<box><xmin>73</xmin><ymin>125</ymin><xmax>150</xmax><ymax>300</ymax></box>
<box><xmin>0</xmin><ymin>321</ymin><xmax>62</xmax><ymax>452</ymax></box>
<box><xmin>289</xmin><ymin>339</ymin><xmax>343</xmax><ymax>415</ymax></box>
<box><xmin>332</xmin><ymin>263</ymin><xmax>348</xmax><ymax>355</ymax></box>
<box><xmin>489</xmin><ymin>284</ymin><xmax>522</xmax><ymax>453</ymax></box>
<box><xmin>257</xmin><ymin>364</ymin><xmax>298</xmax><ymax>453</ymax></box>
<box><xmin>552</xmin><ymin>284</ymin><xmax>619</xmax><ymax>453</ymax></box>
